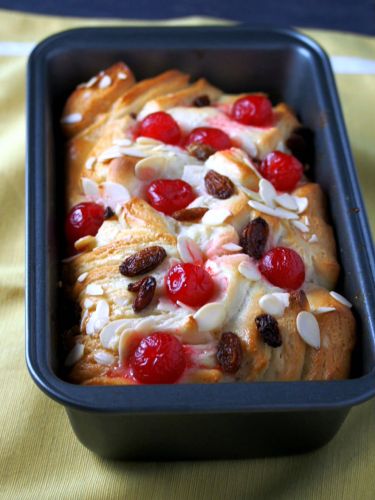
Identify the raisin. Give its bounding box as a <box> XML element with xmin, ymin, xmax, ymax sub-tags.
<box><xmin>193</xmin><ymin>94</ymin><xmax>210</xmax><ymax>107</ymax></box>
<box><xmin>128</xmin><ymin>277</ymin><xmax>146</xmax><ymax>292</ymax></box>
<box><xmin>119</xmin><ymin>246</ymin><xmax>166</xmax><ymax>277</ymax></box>
<box><xmin>187</xmin><ymin>143</ymin><xmax>216</xmax><ymax>161</ymax></box>
<box><xmin>132</xmin><ymin>276</ymin><xmax>156</xmax><ymax>312</ymax></box>
<box><xmin>172</xmin><ymin>207</ymin><xmax>208</xmax><ymax>222</ymax></box>
<box><xmin>204</xmin><ymin>169</ymin><xmax>235</xmax><ymax>199</ymax></box>
<box><xmin>240</xmin><ymin>217</ymin><xmax>269</xmax><ymax>260</ymax></box>
<box><xmin>103</xmin><ymin>206</ymin><xmax>115</xmax><ymax>219</ymax></box>
<box><xmin>216</xmin><ymin>332</ymin><xmax>243</xmax><ymax>373</ymax></box>
<box><xmin>255</xmin><ymin>314</ymin><xmax>282</xmax><ymax>348</ymax></box>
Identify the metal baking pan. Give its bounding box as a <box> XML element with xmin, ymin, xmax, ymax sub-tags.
<box><xmin>26</xmin><ymin>26</ymin><xmax>375</xmax><ymax>459</ymax></box>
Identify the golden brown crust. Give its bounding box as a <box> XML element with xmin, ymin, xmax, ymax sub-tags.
<box><xmin>62</xmin><ymin>62</ymin><xmax>136</xmax><ymax>138</ymax></box>
<box><xmin>302</xmin><ymin>287</ymin><xmax>356</xmax><ymax>379</ymax></box>
<box><xmin>138</xmin><ymin>78</ymin><xmax>222</xmax><ymax>118</ymax></box>
<box><xmin>110</xmin><ymin>69</ymin><xmax>190</xmax><ymax>119</ymax></box>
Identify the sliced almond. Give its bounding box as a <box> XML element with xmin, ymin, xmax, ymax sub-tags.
<box><xmin>193</xmin><ymin>302</ymin><xmax>226</xmax><ymax>331</ymax></box>
<box><xmin>177</xmin><ymin>235</ymin><xmax>203</xmax><ymax>264</ymax></box>
<box><xmin>292</xmin><ymin>220</ymin><xmax>309</xmax><ymax>233</ymax></box>
<box><xmin>86</xmin><ymin>283</ymin><xmax>104</xmax><ymax>296</ymax></box>
<box><xmin>100</xmin><ymin>319</ymin><xmax>128</xmax><ymax>349</ymax></box>
<box><xmin>113</xmin><ymin>138</ymin><xmax>132</xmax><ymax>146</ymax></box>
<box><xmin>65</xmin><ymin>343</ymin><xmax>84</xmax><ymax>367</ymax></box>
<box><xmin>85</xmin><ymin>157</ymin><xmax>96</xmax><ymax>170</ymax></box>
<box><xmin>135</xmin><ymin>136</ymin><xmax>162</xmax><ymax>146</ymax></box>
<box><xmin>101</xmin><ymin>181</ymin><xmax>130</xmax><ymax>207</ymax></box>
<box><xmin>135</xmin><ymin>154</ymin><xmax>185</xmax><ymax>181</ymax></box>
<box><xmin>96</xmin><ymin>299</ymin><xmax>110</xmax><ymax>320</ymax></box>
<box><xmin>314</xmin><ymin>307</ymin><xmax>336</xmax><ymax>314</ymax></box>
<box><xmin>276</xmin><ymin>193</ymin><xmax>298</xmax><ymax>211</ymax></box>
<box><xmin>97</xmin><ymin>146</ymin><xmax>126</xmax><ymax>163</ymax></box>
<box><xmin>81</xmin><ymin>177</ymin><xmax>100</xmax><ymax>198</ymax></box>
<box><xmin>98</xmin><ymin>74</ymin><xmax>112</xmax><ymax>89</ymax></box>
<box><xmin>296</xmin><ymin>311</ymin><xmax>320</xmax><ymax>349</ymax></box>
<box><xmin>74</xmin><ymin>235</ymin><xmax>96</xmax><ymax>252</ymax></box>
<box><xmin>273</xmin><ymin>206</ymin><xmax>299</xmax><ymax>220</ymax></box>
<box><xmin>329</xmin><ymin>291</ymin><xmax>352</xmax><ymax>308</ymax></box>
<box><xmin>83</xmin><ymin>298</ymin><xmax>94</xmax><ymax>309</ymax></box>
<box><xmin>259</xmin><ymin>293</ymin><xmax>289</xmax><ymax>317</ymax></box>
<box><xmin>295</xmin><ymin>196</ymin><xmax>308</xmax><ymax>214</ymax></box>
<box><xmin>94</xmin><ymin>350</ymin><xmax>115</xmax><ymax>365</ymax></box>
<box><xmin>61</xmin><ymin>113</ymin><xmax>82</xmax><ymax>124</ymax></box>
<box><xmin>202</xmin><ymin>208</ymin><xmax>231</xmax><ymax>225</ymax></box>
<box><xmin>77</xmin><ymin>272</ymin><xmax>88</xmax><ymax>283</ymax></box>
<box><xmin>238</xmin><ymin>260</ymin><xmax>261</xmax><ymax>281</ymax></box>
<box><xmin>259</xmin><ymin>179</ymin><xmax>277</xmax><ymax>207</ymax></box>
<box><xmin>85</xmin><ymin>76</ymin><xmax>98</xmax><ymax>88</ymax></box>
<box><xmin>221</xmin><ymin>242</ymin><xmax>243</xmax><ymax>252</ymax></box>
<box><xmin>308</xmin><ymin>234</ymin><xmax>318</xmax><ymax>243</ymax></box>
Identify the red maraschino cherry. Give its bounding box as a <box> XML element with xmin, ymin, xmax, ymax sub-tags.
<box><xmin>260</xmin><ymin>151</ymin><xmax>303</xmax><ymax>192</ymax></box>
<box><xmin>231</xmin><ymin>94</ymin><xmax>273</xmax><ymax>127</ymax></box>
<box><xmin>259</xmin><ymin>247</ymin><xmax>305</xmax><ymax>290</ymax></box>
<box><xmin>130</xmin><ymin>332</ymin><xmax>186</xmax><ymax>384</ymax></box>
<box><xmin>65</xmin><ymin>202</ymin><xmax>105</xmax><ymax>245</ymax></box>
<box><xmin>185</xmin><ymin>127</ymin><xmax>232</xmax><ymax>151</ymax></box>
<box><xmin>165</xmin><ymin>263</ymin><xmax>214</xmax><ymax>308</ymax></box>
<box><xmin>138</xmin><ymin>111</ymin><xmax>181</xmax><ymax>145</ymax></box>
<box><xmin>146</xmin><ymin>179</ymin><xmax>196</xmax><ymax>215</ymax></box>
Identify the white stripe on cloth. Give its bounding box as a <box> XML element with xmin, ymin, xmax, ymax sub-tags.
<box><xmin>330</xmin><ymin>56</ymin><xmax>375</xmax><ymax>75</ymax></box>
<box><xmin>0</xmin><ymin>41</ymin><xmax>36</xmax><ymax>56</ymax></box>
<box><xmin>0</xmin><ymin>41</ymin><xmax>375</xmax><ymax>75</ymax></box>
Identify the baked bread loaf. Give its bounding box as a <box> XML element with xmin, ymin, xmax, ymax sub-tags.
<box><xmin>61</xmin><ymin>62</ymin><xmax>355</xmax><ymax>385</ymax></box>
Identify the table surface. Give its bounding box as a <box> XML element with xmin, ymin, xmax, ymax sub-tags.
<box><xmin>0</xmin><ymin>0</ymin><xmax>374</xmax><ymax>35</ymax></box>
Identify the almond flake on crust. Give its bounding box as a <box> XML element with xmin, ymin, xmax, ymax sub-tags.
<box><xmin>259</xmin><ymin>292</ymin><xmax>290</xmax><ymax>317</ymax></box>
<box><xmin>84</xmin><ymin>298</ymin><xmax>94</xmax><ymax>309</ymax></box>
<box><xmin>65</xmin><ymin>343</ymin><xmax>84</xmax><ymax>367</ymax></box>
<box><xmin>202</xmin><ymin>208</ymin><xmax>231</xmax><ymax>225</ymax></box>
<box><xmin>177</xmin><ymin>235</ymin><xmax>203</xmax><ymax>264</ymax></box>
<box><xmin>275</xmin><ymin>193</ymin><xmax>298</xmax><ymax>211</ymax></box>
<box><xmin>292</xmin><ymin>220</ymin><xmax>309</xmax><ymax>233</ymax></box>
<box><xmin>61</xmin><ymin>113</ymin><xmax>82</xmax><ymax>124</ymax></box>
<box><xmin>113</xmin><ymin>138</ymin><xmax>132</xmax><ymax>146</ymax></box>
<box><xmin>221</xmin><ymin>242</ymin><xmax>243</xmax><ymax>252</ymax></box>
<box><xmin>86</xmin><ymin>284</ymin><xmax>104</xmax><ymax>296</ymax></box>
<box><xmin>98</xmin><ymin>75</ymin><xmax>112</xmax><ymax>89</ymax></box>
<box><xmin>314</xmin><ymin>307</ymin><xmax>336</xmax><ymax>314</ymax></box>
<box><xmin>74</xmin><ymin>235</ymin><xmax>96</xmax><ymax>252</ymax></box>
<box><xmin>193</xmin><ymin>302</ymin><xmax>226</xmax><ymax>331</ymax></box>
<box><xmin>248</xmin><ymin>200</ymin><xmax>299</xmax><ymax>220</ymax></box>
<box><xmin>296</xmin><ymin>311</ymin><xmax>320</xmax><ymax>349</ymax></box>
<box><xmin>81</xmin><ymin>177</ymin><xmax>100</xmax><ymax>198</ymax></box>
<box><xmin>77</xmin><ymin>272</ymin><xmax>88</xmax><ymax>283</ymax></box>
<box><xmin>295</xmin><ymin>196</ymin><xmax>308</xmax><ymax>214</ymax></box>
<box><xmin>238</xmin><ymin>260</ymin><xmax>261</xmax><ymax>281</ymax></box>
<box><xmin>259</xmin><ymin>179</ymin><xmax>277</xmax><ymax>207</ymax></box>
<box><xmin>94</xmin><ymin>350</ymin><xmax>115</xmax><ymax>365</ymax></box>
<box><xmin>85</xmin><ymin>157</ymin><xmax>96</xmax><ymax>170</ymax></box>
<box><xmin>102</xmin><ymin>181</ymin><xmax>130</xmax><ymax>207</ymax></box>
<box><xmin>329</xmin><ymin>291</ymin><xmax>352</xmax><ymax>308</ymax></box>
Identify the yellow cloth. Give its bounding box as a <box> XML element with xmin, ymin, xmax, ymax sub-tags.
<box><xmin>1</xmin><ymin>8</ymin><xmax>374</xmax><ymax>499</ymax></box>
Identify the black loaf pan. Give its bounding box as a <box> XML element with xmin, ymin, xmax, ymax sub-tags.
<box><xmin>26</xmin><ymin>26</ymin><xmax>375</xmax><ymax>460</ymax></box>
